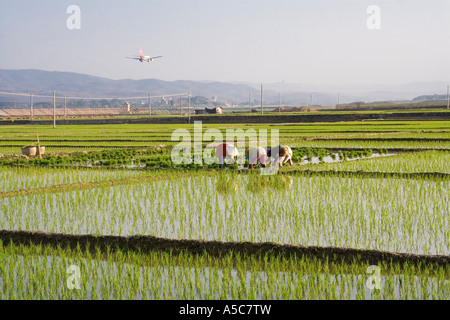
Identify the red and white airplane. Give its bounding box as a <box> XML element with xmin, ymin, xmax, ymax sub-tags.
<box><xmin>126</xmin><ymin>48</ymin><xmax>162</xmax><ymax>62</ymax></box>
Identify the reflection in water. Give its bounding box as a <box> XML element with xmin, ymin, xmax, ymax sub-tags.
<box><xmin>246</xmin><ymin>175</ymin><xmax>293</xmax><ymax>193</ymax></box>
<box><xmin>214</xmin><ymin>173</ymin><xmax>293</xmax><ymax>194</ymax></box>
<box><xmin>215</xmin><ymin>173</ymin><xmax>239</xmax><ymax>194</ymax></box>
<box><xmin>2</xmin><ymin>173</ymin><xmax>446</xmax><ymax>256</ymax></box>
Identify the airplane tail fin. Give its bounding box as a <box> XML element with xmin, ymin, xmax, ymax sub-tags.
<box><xmin>140</xmin><ymin>48</ymin><xmax>144</xmax><ymax>58</ymax></box>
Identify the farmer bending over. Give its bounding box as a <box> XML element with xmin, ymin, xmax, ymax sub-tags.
<box><xmin>248</xmin><ymin>146</ymin><xmax>267</xmax><ymax>169</ymax></box>
<box><xmin>268</xmin><ymin>145</ymin><xmax>293</xmax><ymax>167</ymax></box>
<box><xmin>215</xmin><ymin>143</ymin><xmax>239</xmax><ymax>168</ymax></box>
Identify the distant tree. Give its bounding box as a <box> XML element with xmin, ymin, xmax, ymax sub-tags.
<box><xmin>191</xmin><ymin>96</ymin><xmax>209</xmax><ymax>105</ymax></box>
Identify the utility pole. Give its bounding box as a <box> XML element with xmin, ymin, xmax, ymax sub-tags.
<box><xmin>53</xmin><ymin>90</ymin><xmax>56</xmax><ymax>128</ymax></box>
<box><xmin>310</xmin><ymin>95</ymin><xmax>312</xmax><ymax>108</ymax></box>
<box><xmin>148</xmin><ymin>92</ymin><xmax>151</xmax><ymax>117</ymax></box>
<box><xmin>447</xmin><ymin>85</ymin><xmax>449</xmax><ymax>110</ymax></box>
<box><xmin>188</xmin><ymin>92</ymin><xmax>191</xmax><ymax>124</ymax></box>
<box><xmin>30</xmin><ymin>92</ymin><xmax>33</xmax><ymax>120</ymax></box>
<box><xmin>36</xmin><ymin>132</ymin><xmax>42</xmax><ymax>159</ymax></box>
<box><xmin>64</xmin><ymin>94</ymin><xmax>67</xmax><ymax>120</ymax></box>
<box><xmin>278</xmin><ymin>92</ymin><xmax>281</xmax><ymax>113</ymax></box>
<box><xmin>260</xmin><ymin>84</ymin><xmax>263</xmax><ymax>115</ymax></box>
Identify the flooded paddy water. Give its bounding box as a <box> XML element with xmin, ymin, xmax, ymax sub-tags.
<box><xmin>1</xmin><ymin>122</ymin><xmax>449</xmax><ymax>300</ymax></box>
<box><xmin>1</xmin><ymin>173</ymin><xmax>448</xmax><ymax>256</ymax></box>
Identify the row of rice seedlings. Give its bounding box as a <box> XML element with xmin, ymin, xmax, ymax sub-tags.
<box><xmin>5</xmin><ymin>130</ymin><xmax>448</xmax><ymax>147</ymax></box>
<box><xmin>0</xmin><ymin>146</ymin><xmax>126</xmax><ymax>155</ymax></box>
<box><xmin>0</xmin><ymin>166</ymin><xmax>156</xmax><ymax>193</ymax></box>
<box><xmin>313</xmin><ymin>132</ymin><xmax>450</xmax><ymax>140</ymax></box>
<box><xmin>3</xmin><ymin>136</ymin><xmax>180</xmax><ymax>142</ymax></box>
<box><xmin>1</xmin><ymin>120</ymin><xmax>448</xmax><ymax>138</ymax></box>
<box><xmin>0</xmin><ymin>241</ymin><xmax>447</xmax><ymax>300</ymax></box>
<box><xmin>2</xmin><ymin>121</ymin><xmax>448</xmax><ymax>146</ymax></box>
<box><xmin>290</xmin><ymin>140</ymin><xmax>450</xmax><ymax>150</ymax></box>
<box><xmin>1</xmin><ymin>173</ymin><xmax>447</xmax><ymax>255</ymax></box>
<box><xmin>284</xmin><ymin>151</ymin><xmax>450</xmax><ymax>174</ymax></box>
<box><xmin>1</xmin><ymin>140</ymin><xmax>163</xmax><ymax>148</ymax></box>
<box><xmin>2</xmin><ymin>140</ymin><xmax>445</xmax><ymax>157</ymax></box>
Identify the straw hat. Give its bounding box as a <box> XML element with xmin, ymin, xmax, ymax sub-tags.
<box><xmin>279</xmin><ymin>145</ymin><xmax>289</xmax><ymax>157</ymax></box>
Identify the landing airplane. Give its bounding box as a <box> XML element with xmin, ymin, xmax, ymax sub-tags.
<box><xmin>126</xmin><ymin>48</ymin><xmax>162</xmax><ymax>62</ymax></box>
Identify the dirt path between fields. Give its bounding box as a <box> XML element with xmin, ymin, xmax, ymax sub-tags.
<box><xmin>239</xmin><ymin>169</ymin><xmax>450</xmax><ymax>180</ymax></box>
<box><xmin>0</xmin><ymin>230</ymin><xmax>448</xmax><ymax>267</ymax></box>
<box><xmin>2</xmin><ymin>111</ymin><xmax>450</xmax><ymax>125</ymax></box>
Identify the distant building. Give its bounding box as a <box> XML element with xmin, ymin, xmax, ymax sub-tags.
<box><xmin>206</xmin><ymin>106</ymin><xmax>223</xmax><ymax>114</ymax></box>
<box><xmin>195</xmin><ymin>106</ymin><xmax>223</xmax><ymax>114</ymax></box>
<box><xmin>160</xmin><ymin>97</ymin><xmax>168</xmax><ymax>105</ymax></box>
<box><xmin>122</xmin><ymin>102</ymin><xmax>131</xmax><ymax>113</ymax></box>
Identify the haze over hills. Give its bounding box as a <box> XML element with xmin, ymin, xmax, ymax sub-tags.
<box><xmin>0</xmin><ymin>69</ymin><xmax>448</xmax><ymax>106</ymax></box>
<box><xmin>0</xmin><ymin>69</ymin><xmax>261</xmax><ymax>105</ymax></box>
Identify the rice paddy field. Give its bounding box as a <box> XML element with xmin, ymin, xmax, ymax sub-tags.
<box><xmin>0</xmin><ymin>120</ymin><xmax>449</xmax><ymax>300</ymax></box>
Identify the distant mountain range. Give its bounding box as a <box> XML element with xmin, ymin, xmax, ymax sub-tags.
<box><xmin>0</xmin><ymin>69</ymin><xmax>261</xmax><ymax>104</ymax></box>
<box><xmin>0</xmin><ymin>69</ymin><xmax>448</xmax><ymax>106</ymax></box>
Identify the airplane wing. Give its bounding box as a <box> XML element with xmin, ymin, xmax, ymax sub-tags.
<box><xmin>125</xmin><ymin>57</ymin><xmax>140</xmax><ymax>60</ymax></box>
<box><xmin>150</xmin><ymin>56</ymin><xmax>163</xmax><ymax>59</ymax></box>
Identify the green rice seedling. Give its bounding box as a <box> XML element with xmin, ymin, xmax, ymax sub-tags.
<box><xmin>0</xmin><ymin>166</ymin><xmax>155</xmax><ymax>193</ymax></box>
<box><xmin>4</xmin><ymin>173</ymin><xmax>447</xmax><ymax>255</ymax></box>
<box><xmin>1</xmin><ymin>121</ymin><xmax>449</xmax><ymax>300</ymax></box>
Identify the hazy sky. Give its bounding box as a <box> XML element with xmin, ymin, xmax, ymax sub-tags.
<box><xmin>0</xmin><ymin>0</ymin><xmax>449</xmax><ymax>85</ymax></box>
